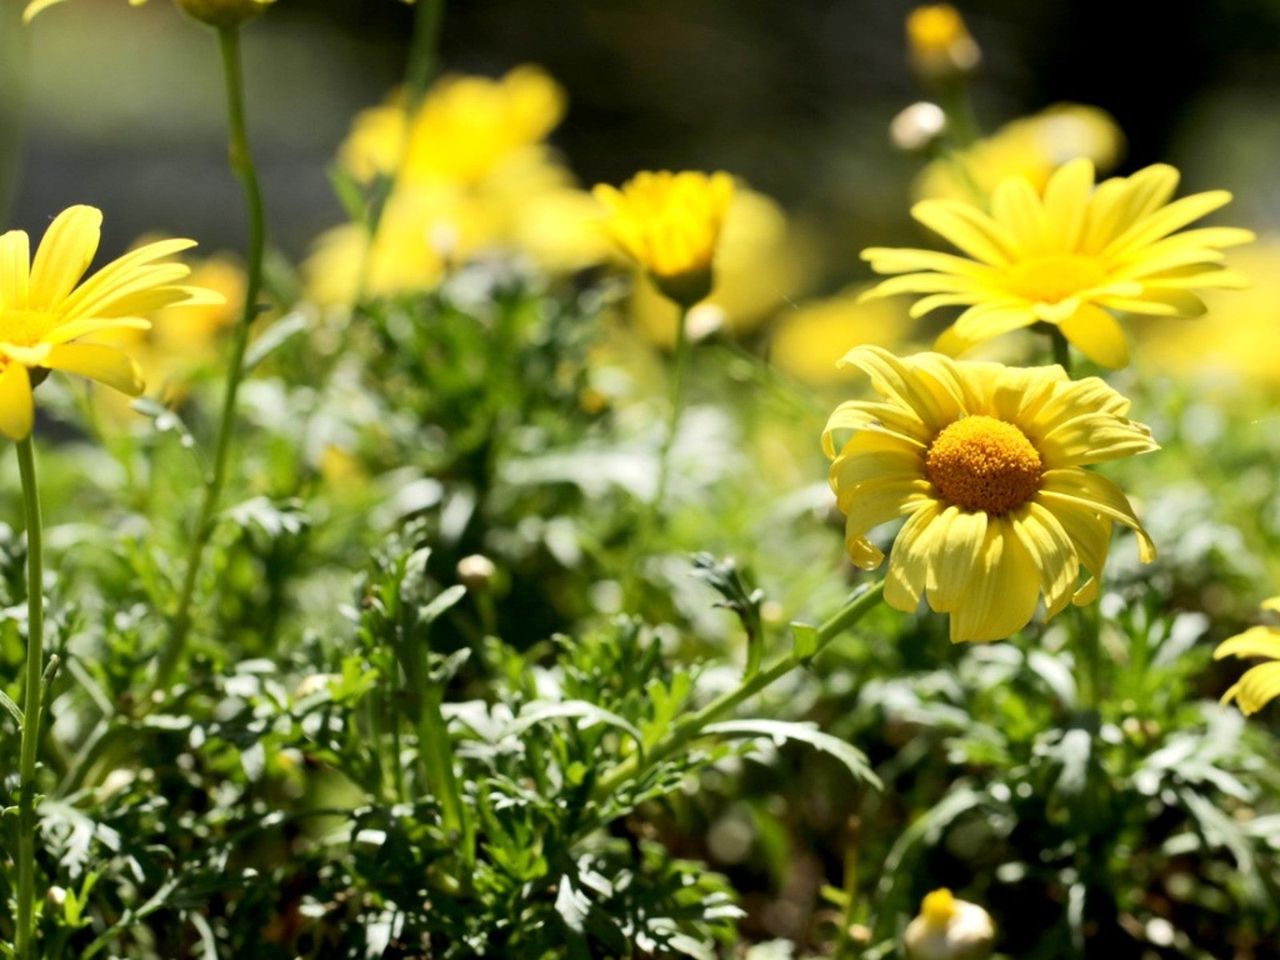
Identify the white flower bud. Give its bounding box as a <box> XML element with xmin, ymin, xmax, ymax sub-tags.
<box><xmin>891</xmin><ymin>102</ymin><xmax>948</xmax><ymax>153</ymax></box>
<box><xmin>457</xmin><ymin>554</ymin><xmax>497</xmax><ymax>591</ymax></box>
<box><xmin>904</xmin><ymin>889</ymin><xmax>996</xmax><ymax>960</ymax></box>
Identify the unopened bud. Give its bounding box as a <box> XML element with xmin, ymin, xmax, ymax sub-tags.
<box><xmin>907</xmin><ymin>5</ymin><xmax>982</xmax><ymax>81</ymax></box>
<box><xmin>456</xmin><ymin>554</ymin><xmax>497</xmax><ymax>591</ymax></box>
<box><xmin>175</xmin><ymin>0</ymin><xmax>274</xmax><ymax>26</ymax></box>
<box><xmin>47</xmin><ymin>886</ymin><xmax>67</xmax><ymax>909</ymax></box>
<box><xmin>904</xmin><ymin>889</ymin><xmax>996</xmax><ymax>960</ymax></box>
<box><xmin>891</xmin><ymin>102</ymin><xmax>948</xmax><ymax>153</ymax></box>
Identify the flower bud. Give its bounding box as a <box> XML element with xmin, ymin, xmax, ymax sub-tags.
<box><xmin>175</xmin><ymin>0</ymin><xmax>273</xmax><ymax>27</ymax></box>
<box><xmin>906</xmin><ymin>5</ymin><xmax>981</xmax><ymax>81</ymax></box>
<box><xmin>457</xmin><ymin>554</ymin><xmax>497</xmax><ymax>591</ymax></box>
<box><xmin>904</xmin><ymin>889</ymin><xmax>996</xmax><ymax>960</ymax></box>
<box><xmin>891</xmin><ymin>102</ymin><xmax>948</xmax><ymax>153</ymax></box>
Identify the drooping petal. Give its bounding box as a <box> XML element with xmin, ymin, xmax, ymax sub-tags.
<box><xmin>947</xmin><ymin>517</ymin><xmax>1042</xmax><ymax>642</ymax></box>
<box><xmin>0</xmin><ymin>363</ymin><xmax>33</xmax><ymax>440</ymax></box>
<box><xmin>43</xmin><ymin>343</ymin><xmax>144</xmax><ymax>395</ymax></box>
<box><xmin>1057</xmin><ymin>303</ymin><xmax>1130</xmax><ymax>369</ymax></box>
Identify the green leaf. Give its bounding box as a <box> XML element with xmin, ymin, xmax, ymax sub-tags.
<box><xmin>0</xmin><ymin>689</ymin><xmax>22</xmax><ymax>728</ymax></box>
<box><xmin>703</xmin><ymin>719</ymin><xmax>881</xmax><ymax>789</ymax></box>
<box><xmin>690</xmin><ymin>553</ymin><xmax>767</xmax><ymax>677</ymax></box>
<box><xmin>244</xmin><ymin>310</ymin><xmax>309</xmax><ymax>372</ymax></box>
<box><xmin>791</xmin><ymin>622</ymin><xmax>818</xmax><ymax>661</ymax></box>
<box><xmin>504</xmin><ymin>700</ymin><xmax>644</xmax><ymax>750</ymax></box>
<box><xmin>419</xmin><ymin>584</ymin><xmax>467</xmax><ymax>625</ymax></box>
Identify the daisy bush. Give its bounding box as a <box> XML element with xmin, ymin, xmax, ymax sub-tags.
<box><xmin>1</xmin><ymin>3</ymin><xmax>1279</xmax><ymax>960</ymax></box>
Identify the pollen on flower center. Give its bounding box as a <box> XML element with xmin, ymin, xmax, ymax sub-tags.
<box><xmin>1008</xmin><ymin>253</ymin><xmax>1106</xmax><ymax>304</ymax></box>
<box><xmin>925</xmin><ymin>415</ymin><xmax>1042</xmax><ymax>514</ymax></box>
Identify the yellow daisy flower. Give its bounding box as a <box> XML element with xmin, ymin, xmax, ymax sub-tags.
<box><xmin>823</xmin><ymin>346</ymin><xmax>1157</xmax><ymax>642</ymax></box>
<box><xmin>594</xmin><ymin>171</ymin><xmax>735</xmax><ymax>309</ymax></box>
<box><xmin>1215</xmin><ymin>598</ymin><xmax>1280</xmax><ymax>716</ymax></box>
<box><xmin>862</xmin><ymin>158</ymin><xmax>1254</xmax><ymax>368</ymax></box>
<box><xmin>0</xmin><ymin>205</ymin><xmax>214</xmax><ymax>439</ymax></box>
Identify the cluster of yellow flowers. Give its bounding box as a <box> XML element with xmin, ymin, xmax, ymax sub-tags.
<box><xmin>305</xmin><ymin>66</ymin><xmax>607</xmax><ymax>306</ymax></box>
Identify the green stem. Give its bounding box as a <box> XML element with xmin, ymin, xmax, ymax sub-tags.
<box><xmin>15</xmin><ymin>436</ymin><xmax>46</xmax><ymax>960</ymax></box>
<box><xmin>653</xmin><ymin>303</ymin><xmax>690</xmax><ymax>518</ymax></box>
<box><xmin>353</xmin><ymin>0</ymin><xmax>445</xmax><ymax>307</ymax></box>
<box><xmin>1049</xmin><ymin>326</ymin><xmax>1072</xmax><ymax>374</ymax></box>
<box><xmin>594</xmin><ymin>580</ymin><xmax>885</xmax><ymax>801</ymax></box>
<box><xmin>154</xmin><ymin>25</ymin><xmax>266</xmax><ymax>693</ymax></box>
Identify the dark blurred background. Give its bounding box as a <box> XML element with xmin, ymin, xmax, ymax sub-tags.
<box><xmin>8</xmin><ymin>0</ymin><xmax>1280</xmax><ymax>268</ymax></box>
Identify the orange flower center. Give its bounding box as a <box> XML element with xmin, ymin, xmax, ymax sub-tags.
<box><xmin>926</xmin><ymin>415</ymin><xmax>1042</xmax><ymax>514</ymax></box>
<box><xmin>0</xmin><ymin>309</ymin><xmax>56</xmax><ymax>347</ymax></box>
<box><xmin>1008</xmin><ymin>254</ymin><xmax>1106</xmax><ymax>304</ymax></box>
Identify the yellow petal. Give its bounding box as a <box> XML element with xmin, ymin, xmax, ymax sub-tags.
<box><xmin>43</xmin><ymin>343</ymin><xmax>144</xmax><ymax>395</ymax></box>
<box><xmin>29</xmin><ymin>206</ymin><xmax>102</xmax><ymax>311</ymax></box>
<box><xmin>1213</xmin><ymin>626</ymin><xmax>1280</xmax><ymax>662</ymax></box>
<box><xmin>0</xmin><ymin>364</ymin><xmax>33</xmax><ymax>440</ymax></box>
<box><xmin>884</xmin><ymin>502</ymin><xmax>944</xmax><ymax>612</ymax></box>
<box><xmin>0</xmin><ymin>231</ymin><xmax>31</xmax><ymax>312</ymax></box>
<box><xmin>1057</xmin><ymin>303</ymin><xmax>1129</xmax><ymax>368</ymax></box>
<box><xmin>948</xmin><ymin>516</ymin><xmax>1041</xmax><ymax>642</ymax></box>
<box><xmin>1222</xmin><ymin>662</ymin><xmax>1280</xmax><ymax>716</ymax></box>
<box><xmin>923</xmin><ymin>506</ymin><xmax>988</xmax><ymax>613</ymax></box>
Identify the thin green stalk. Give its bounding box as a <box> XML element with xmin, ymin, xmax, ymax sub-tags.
<box><xmin>154</xmin><ymin>25</ymin><xmax>266</xmax><ymax>693</ymax></box>
<box><xmin>594</xmin><ymin>580</ymin><xmax>885</xmax><ymax>801</ymax></box>
<box><xmin>15</xmin><ymin>436</ymin><xmax>46</xmax><ymax>960</ymax></box>
<box><xmin>1049</xmin><ymin>326</ymin><xmax>1072</xmax><ymax>374</ymax></box>
<box><xmin>352</xmin><ymin>0</ymin><xmax>445</xmax><ymax>307</ymax></box>
<box><xmin>653</xmin><ymin>303</ymin><xmax>690</xmax><ymax>518</ymax></box>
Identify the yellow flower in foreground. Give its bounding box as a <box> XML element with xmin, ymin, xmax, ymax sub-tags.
<box><xmin>823</xmin><ymin>347</ymin><xmax>1157</xmax><ymax>642</ymax></box>
<box><xmin>863</xmin><ymin>158</ymin><xmax>1253</xmax><ymax>368</ymax></box>
<box><xmin>1215</xmin><ymin>598</ymin><xmax>1280</xmax><ymax>716</ymax></box>
<box><xmin>629</xmin><ymin>187</ymin><xmax>811</xmax><ymax>347</ymax></box>
<box><xmin>916</xmin><ymin>104</ymin><xmax>1124</xmax><ymax>202</ymax></box>
<box><xmin>24</xmin><ymin>0</ymin><xmax>272</xmax><ymax>24</ymax></box>
<box><xmin>594</xmin><ymin>171</ymin><xmax>735</xmax><ymax>308</ymax></box>
<box><xmin>770</xmin><ymin>288</ymin><xmax>913</xmax><ymax>386</ymax></box>
<box><xmin>906</xmin><ymin>4</ymin><xmax>981</xmax><ymax>79</ymax></box>
<box><xmin>0</xmin><ymin>205</ymin><xmax>214</xmax><ymax>438</ymax></box>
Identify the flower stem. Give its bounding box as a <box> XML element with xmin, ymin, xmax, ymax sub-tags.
<box><xmin>1049</xmin><ymin>326</ymin><xmax>1072</xmax><ymax>374</ymax></box>
<box><xmin>353</xmin><ymin>0</ymin><xmax>445</xmax><ymax>306</ymax></box>
<box><xmin>594</xmin><ymin>580</ymin><xmax>885</xmax><ymax>801</ymax></box>
<box><xmin>15</xmin><ymin>436</ymin><xmax>46</xmax><ymax>960</ymax></box>
<box><xmin>652</xmin><ymin>302</ymin><xmax>691</xmax><ymax>517</ymax></box>
<box><xmin>155</xmin><ymin>25</ymin><xmax>266</xmax><ymax>693</ymax></box>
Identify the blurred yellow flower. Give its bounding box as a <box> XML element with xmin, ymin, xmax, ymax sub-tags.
<box><xmin>0</xmin><ymin>206</ymin><xmax>216</xmax><ymax>439</ymax></box>
<box><xmin>906</xmin><ymin>4</ymin><xmax>981</xmax><ymax>80</ymax></box>
<box><xmin>306</xmin><ymin>66</ymin><xmax>607</xmax><ymax>306</ymax></box>
<box><xmin>769</xmin><ymin>288</ymin><xmax>912</xmax><ymax>385</ymax></box>
<box><xmin>594</xmin><ymin>170</ymin><xmax>735</xmax><ymax>309</ymax></box>
<box><xmin>24</xmin><ymin>0</ymin><xmax>272</xmax><ymax>24</ymax></box>
<box><xmin>1133</xmin><ymin>238</ymin><xmax>1280</xmax><ymax>384</ymax></box>
<box><xmin>342</xmin><ymin>66</ymin><xmax>565</xmax><ymax>186</ymax></box>
<box><xmin>94</xmin><ymin>252</ymin><xmax>244</xmax><ymax>408</ymax></box>
<box><xmin>628</xmin><ymin>187</ymin><xmax>809</xmax><ymax>346</ymax></box>
<box><xmin>916</xmin><ymin>104</ymin><xmax>1124</xmax><ymax>202</ymax></box>
<box><xmin>863</xmin><ymin>158</ymin><xmax>1253</xmax><ymax>368</ymax></box>
<box><xmin>904</xmin><ymin>888</ymin><xmax>995</xmax><ymax>960</ymax></box>
<box><xmin>824</xmin><ymin>347</ymin><xmax>1156</xmax><ymax>642</ymax></box>
<box><xmin>1216</xmin><ymin>598</ymin><xmax>1280</xmax><ymax>716</ymax></box>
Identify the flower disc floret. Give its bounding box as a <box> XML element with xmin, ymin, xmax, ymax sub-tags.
<box><xmin>925</xmin><ymin>416</ymin><xmax>1041</xmax><ymax>514</ymax></box>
